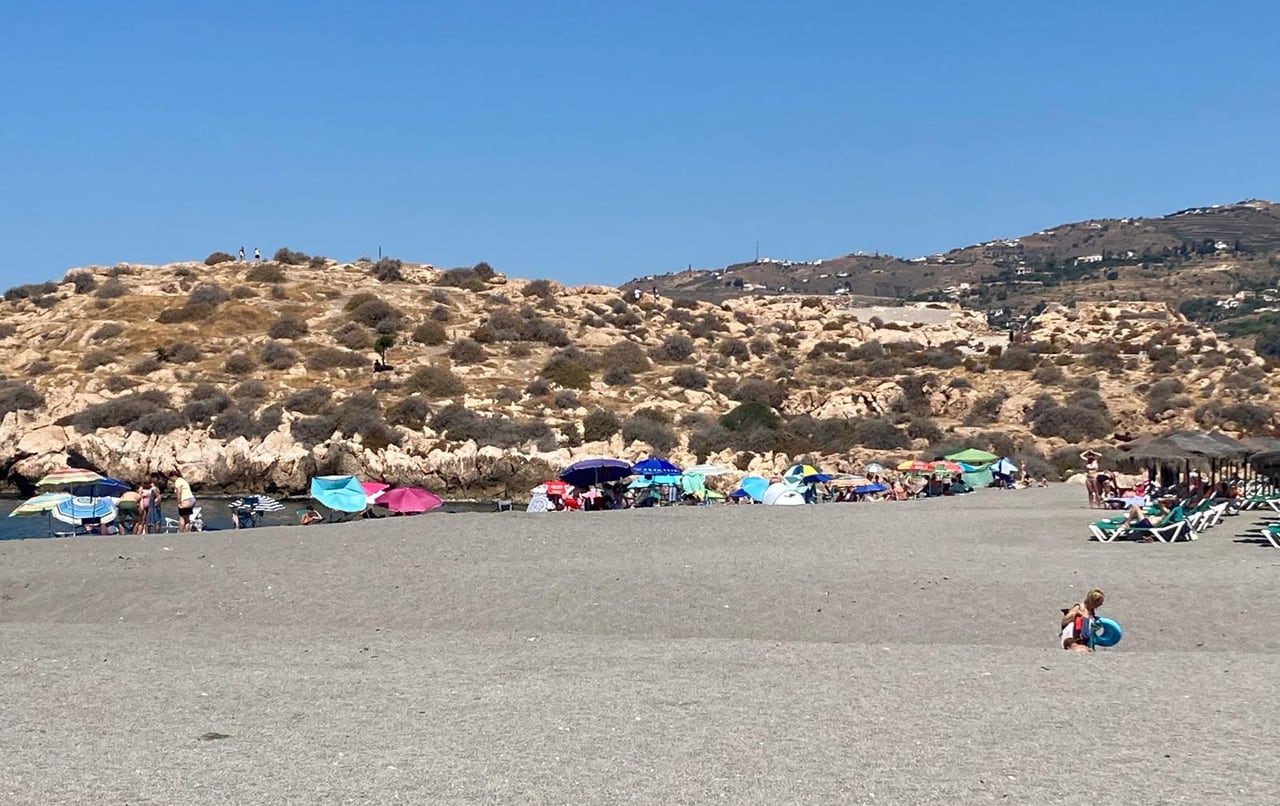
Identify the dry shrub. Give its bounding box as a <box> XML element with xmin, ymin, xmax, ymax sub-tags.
<box><xmin>405</xmin><ymin>365</ymin><xmax>466</xmax><ymax>398</ymax></box>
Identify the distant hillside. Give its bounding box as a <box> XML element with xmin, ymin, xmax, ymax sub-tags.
<box><xmin>2</xmin><ymin>245</ymin><xmax>1278</xmax><ymax>499</ymax></box>
<box><xmin>625</xmin><ymin>200</ymin><xmax>1280</xmax><ymax>323</ymax></box>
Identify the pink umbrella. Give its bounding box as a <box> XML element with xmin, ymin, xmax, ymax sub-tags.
<box><xmin>378</xmin><ymin>487</ymin><xmax>444</xmax><ymax>514</ymax></box>
<box><xmin>361</xmin><ymin>481</ymin><xmax>390</xmax><ymax>505</ymax></box>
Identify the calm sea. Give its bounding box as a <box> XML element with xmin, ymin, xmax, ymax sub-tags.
<box><xmin>0</xmin><ymin>498</ymin><xmax>505</xmax><ymax>541</ymax></box>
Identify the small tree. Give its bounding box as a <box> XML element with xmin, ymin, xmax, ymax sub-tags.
<box><xmin>375</xmin><ymin>333</ymin><xmax>395</xmax><ymax>363</ymax></box>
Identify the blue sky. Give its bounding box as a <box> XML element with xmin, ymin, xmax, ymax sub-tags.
<box><xmin>2</xmin><ymin>1</ymin><xmax>1277</xmax><ymax>287</ymax></box>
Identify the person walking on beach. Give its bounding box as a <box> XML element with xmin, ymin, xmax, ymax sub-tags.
<box><xmin>1061</xmin><ymin>588</ymin><xmax>1105</xmax><ymax>652</ymax></box>
<box><xmin>1081</xmin><ymin>450</ymin><xmax>1101</xmax><ymax>508</ymax></box>
<box><xmin>169</xmin><ymin>470</ymin><xmax>197</xmax><ymax>533</ymax></box>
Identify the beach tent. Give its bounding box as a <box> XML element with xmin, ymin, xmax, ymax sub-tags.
<box><xmin>945</xmin><ymin>448</ymin><xmax>998</xmax><ymax>488</ymax></box>
<box><xmin>762</xmin><ymin>482</ymin><xmax>805</xmax><ymax>506</ymax></box>
<box><xmin>309</xmin><ymin>475</ymin><xmax>368</xmax><ymax>513</ymax></box>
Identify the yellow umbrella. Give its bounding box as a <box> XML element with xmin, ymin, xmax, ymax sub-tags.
<box><xmin>36</xmin><ymin>468</ymin><xmax>104</xmax><ymax>487</ymax></box>
<box><xmin>8</xmin><ymin>492</ymin><xmax>72</xmax><ymax>538</ymax></box>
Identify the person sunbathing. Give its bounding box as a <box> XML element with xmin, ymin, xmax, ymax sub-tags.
<box><xmin>299</xmin><ymin>506</ymin><xmax>323</xmax><ymax>526</ymax></box>
<box><xmin>1060</xmin><ymin>589</ymin><xmax>1106</xmax><ymax>652</ymax></box>
<box><xmin>1120</xmin><ymin>501</ymin><xmax>1173</xmax><ymax>541</ymax></box>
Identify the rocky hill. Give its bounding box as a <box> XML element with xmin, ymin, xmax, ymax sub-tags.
<box><xmin>626</xmin><ymin>200</ymin><xmax>1280</xmax><ymax>322</ymax></box>
<box><xmin>1</xmin><ymin>251</ymin><xmax>1277</xmax><ymax>499</ymax></box>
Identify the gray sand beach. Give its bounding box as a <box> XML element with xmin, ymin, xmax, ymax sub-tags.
<box><xmin>2</xmin><ymin>484</ymin><xmax>1278</xmax><ymax>804</ymax></box>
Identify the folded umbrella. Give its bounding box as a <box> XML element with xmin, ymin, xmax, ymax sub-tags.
<box><xmin>361</xmin><ymin>481</ymin><xmax>390</xmax><ymax>505</ymax></box>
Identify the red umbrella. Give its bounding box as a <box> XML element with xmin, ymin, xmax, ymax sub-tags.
<box><xmin>931</xmin><ymin>461</ymin><xmax>964</xmax><ymax>474</ymax></box>
<box><xmin>378</xmin><ymin>487</ymin><xmax>444</xmax><ymax>514</ymax></box>
<box><xmin>543</xmin><ymin>480</ymin><xmax>568</xmax><ymax>497</ymax></box>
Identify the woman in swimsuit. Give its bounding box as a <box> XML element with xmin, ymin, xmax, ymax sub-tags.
<box><xmin>1081</xmin><ymin>450</ymin><xmax>1101</xmax><ymax>508</ymax></box>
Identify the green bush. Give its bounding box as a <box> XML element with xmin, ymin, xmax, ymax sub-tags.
<box><xmin>720</xmin><ymin>401</ymin><xmax>779</xmax><ymax>432</ymax></box>
<box><xmin>89</xmin><ymin>322</ymin><xmax>124</xmax><ymax>341</ymax></box>
<box><xmin>388</xmin><ymin>395</ymin><xmax>431</xmax><ymax>428</ymax></box>
<box><xmin>621</xmin><ymin>412</ymin><xmax>678</xmax><ymax>454</ymax></box>
<box><xmin>284</xmin><ymin>387</ymin><xmax>333</xmax><ymax>415</ymax></box>
<box><xmin>268</xmin><ymin>316</ymin><xmax>309</xmax><ymax>339</ymax></box>
<box><xmin>0</xmin><ymin>381</ymin><xmax>44</xmax><ymax>417</ymax></box>
<box><xmin>183</xmin><ymin>384</ymin><xmax>232</xmax><ymax>424</ymax></box>
<box><xmin>292</xmin><ymin>415</ymin><xmax>338</xmax><ymax>446</ymax></box>
<box><xmin>603</xmin><ymin>340</ymin><xmax>651</xmax><ymax>373</ymax></box>
<box><xmin>306</xmin><ymin>347</ymin><xmax>368</xmax><ymax>371</ymax></box>
<box><xmin>412</xmin><ymin>320</ymin><xmax>448</xmax><ymax>346</ymax></box>
<box><xmin>540</xmin><ymin>354</ymin><xmax>592</xmax><ymax>389</ymax></box>
<box><xmin>95</xmin><ymin>278</ymin><xmax>128</xmax><ymax>299</ymax></box>
<box><xmin>729</xmin><ymin>378</ymin><xmax>786</xmax><ymax>408</ymax></box>
<box><xmin>405</xmin><ymin>365</ymin><xmax>466</xmax><ymax>398</ymax></box>
<box><xmin>963</xmin><ymin>391</ymin><xmax>1008</xmax><ymax>426</ymax></box>
<box><xmin>260</xmin><ymin>340</ymin><xmax>299</xmax><ymax>370</ymax></box>
<box><xmin>246</xmin><ymin>263</ymin><xmax>287</xmax><ymax>283</ymax></box>
<box><xmin>157</xmin><ymin>303</ymin><xmax>215</xmax><ymax>323</ymax></box>
<box><xmin>344</xmin><ymin>292</ymin><xmax>402</xmax><ymax>329</ymax></box>
<box><xmin>672</xmin><ymin>366</ymin><xmax>708</xmax><ymax>389</ymax></box>
<box><xmin>273</xmin><ymin>247</ymin><xmax>310</xmax><ymax>265</ymax></box>
<box><xmin>65</xmin><ymin>391</ymin><xmax>174</xmax><ymax>434</ymax></box>
<box><xmin>583</xmin><ymin>408</ymin><xmax>621</xmax><ymax>441</ymax></box>
<box><xmin>371</xmin><ymin>257</ymin><xmax>404</xmax><ymax>282</ymax></box>
<box><xmin>652</xmin><ymin>334</ymin><xmax>695</xmax><ymax>362</ymax></box>
<box><xmin>448</xmin><ymin>337</ymin><xmax>487</xmax><ymax>364</ymax></box>
<box><xmin>78</xmin><ymin>348</ymin><xmax>119</xmax><ymax>370</ymax></box>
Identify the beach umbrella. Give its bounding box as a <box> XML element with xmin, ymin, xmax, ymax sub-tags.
<box><xmin>558</xmin><ymin>458</ymin><xmax>632</xmax><ymax>488</ymax></box>
<box><xmin>52</xmin><ymin>496</ymin><xmax>118</xmax><ymax>527</ymax></box>
<box><xmin>378</xmin><ymin>487</ymin><xmax>444</xmax><ymax>514</ymax></box>
<box><xmin>542</xmin><ymin>480</ymin><xmax>568</xmax><ymax>496</ymax></box>
<box><xmin>932</xmin><ymin>461</ymin><xmax>964</xmax><ymax>474</ymax></box>
<box><xmin>897</xmin><ymin>460</ymin><xmax>933</xmax><ymax>473</ymax></box>
<box><xmin>993</xmin><ymin>457</ymin><xmax>1019</xmax><ymax>475</ymax></box>
<box><xmin>361</xmin><ymin>481</ymin><xmax>390</xmax><ymax>505</ymax></box>
<box><xmin>632</xmin><ymin>456</ymin><xmax>682</xmax><ymax>477</ymax></box>
<box><xmin>36</xmin><ymin>467</ymin><xmax>104</xmax><ymax>488</ymax></box>
<box><xmin>739</xmin><ymin>475</ymin><xmax>770</xmax><ymax>502</ymax></box>
<box><xmin>70</xmin><ymin>477</ymin><xmax>131</xmax><ymax>498</ymax></box>
<box><xmin>685</xmin><ymin>463</ymin><xmax>729</xmax><ymax>477</ymax></box>
<box><xmin>8</xmin><ymin>492</ymin><xmax>72</xmax><ymax>537</ymax></box>
<box><xmin>309</xmin><ymin>475</ymin><xmax>368</xmax><ymax>513</ymax></box>
<box><xmin>854</xmin><ymin>483</ymin><xmax>888</xmax><ymax>495</ymax></box>
<box><xmin>865</xmin><ymin>462</ymin><xmax>885</xmax><ymax>474</ymax></box>
<box><xmin>228</xmin><ymin>495</ymin><xmax>285</xmax><ymax>512</ymax></box>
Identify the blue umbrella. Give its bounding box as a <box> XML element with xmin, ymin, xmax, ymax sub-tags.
<box><xmin>52</xmin><ymin>496</ymin><xmax>118</xmax><ymax>526</ymax></box>
<box><xmin>632</xmin><ymin>456</ymin><xmax>682</xmax><ymax>477</ymax></box>
<box><xmin>739</xmin><ymin>475</ymin><xmax>769</xmax><ymax>502</ymax></box>
<box><xmin>309</xmin><ymin>475</ymin><xmax>368</xmax><ymax>513</ymax></box>
<box><xmin>854</xmin><ymin>483</ymin><xmax>888</xmax><ymax>494</ymax></box>
<box><xmin>559</xmin><ymin>458</ymin><xmax>632</xmax><ymax>488</ymax></box>
<box><xmin>71</xmin><ymin>477</ymin><xmax>131</xmax><ymax>498</ymax></box>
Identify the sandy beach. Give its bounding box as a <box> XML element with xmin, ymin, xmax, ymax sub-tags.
<box><xmin>2</xmin><ymin>484</ymin><xmax>1278</xmax><ymax>804</ymax></box>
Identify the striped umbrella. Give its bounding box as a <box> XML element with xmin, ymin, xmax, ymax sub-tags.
<box><xmin>8</xmin><ymin>492</ymin><xmax>73</xmax><ymax>537</ymax></box>
<box><xmin>37</xmin><ymin>468</ymin><xmax>104</xmax><ymax>487</ymax></box>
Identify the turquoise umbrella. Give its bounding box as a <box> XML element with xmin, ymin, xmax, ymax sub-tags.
<box><xmin>309</xmin><ymin>475</ymin><xmax>368</xmax><ymax>513</ymax></box>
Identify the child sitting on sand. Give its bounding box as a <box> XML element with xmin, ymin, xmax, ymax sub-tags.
<box><xmin>1060</xmin><ymin>589</ymin><xmax>1105</xmax><ymax>652</ymax></box>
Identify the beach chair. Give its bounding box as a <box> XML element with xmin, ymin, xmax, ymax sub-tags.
<box><xmin>162</xmin><ymin>506</ymin><xmax>203</xmax><ymax>533</ymax></box>
<box><xmin>1122</xmin><ymin>506</ymin><xmax>1197</xmax><ymax>543</ymax></box>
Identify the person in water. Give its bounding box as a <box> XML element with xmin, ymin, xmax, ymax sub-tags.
<box><xmin>1060</xmin><ymin>588</ymin><xmax>1105</xmax><ymax>652</ymax></box>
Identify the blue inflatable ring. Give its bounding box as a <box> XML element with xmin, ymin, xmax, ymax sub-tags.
<box><xmin>1092</xmin><ymin>617</ymin><xmax>1123</xmax><ymax>647</ymax></box>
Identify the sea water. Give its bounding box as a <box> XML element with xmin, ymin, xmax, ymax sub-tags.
<box><xmin>0</xmin><ymin>498</ymin><xmax>502</xmax><ymax>541</ymax></box>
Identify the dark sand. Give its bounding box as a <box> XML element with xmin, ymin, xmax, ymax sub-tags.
<box><xmin>2</xmin><ymin>485</ymin><xmax>1278</xmax><ymax>804</ymax></box>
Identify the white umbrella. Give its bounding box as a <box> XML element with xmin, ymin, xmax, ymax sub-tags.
<box><xmin>865</xmin><ymin>462</ymin><xmax>885</xmax><ymax>474</ymax></box>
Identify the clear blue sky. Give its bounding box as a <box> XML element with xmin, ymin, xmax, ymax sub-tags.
<box><xmin>2</xmin><ymin>1</ymin><xmax>1277</xmax><ymax>287</ymax></box>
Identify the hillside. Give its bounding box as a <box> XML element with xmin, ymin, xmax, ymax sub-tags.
<box><xmin>1</xmin><ymin>250</ymin><xmax>1278</xmax><ymax>498</ymax></box>
<box><xmin>625</xmin><ymin>200</ymin><xmax>1280</xmax><ymax>326</ymax></box>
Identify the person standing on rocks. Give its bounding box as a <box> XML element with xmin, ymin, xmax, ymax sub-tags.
<box><xmin>239</xmin><ymin>246</ymin><xmax>246</xmax><ymax>262</ymax></box>
<box><xmin>253</xmin><ymin>247</ymin><xmax>261</xmax><ymax>262</ymax></box>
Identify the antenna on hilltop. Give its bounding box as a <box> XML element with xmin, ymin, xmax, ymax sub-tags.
<box><xmin>755</xmin><ymin>241</ymin><xmax>760</xmax><ymax>263</ymax></box>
